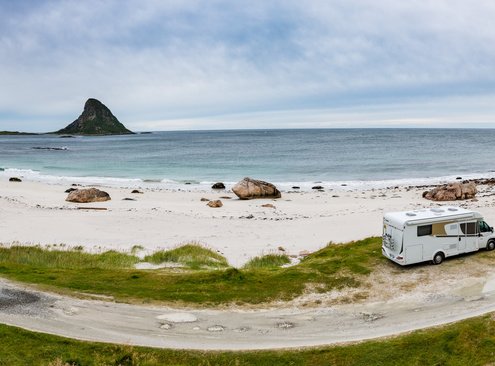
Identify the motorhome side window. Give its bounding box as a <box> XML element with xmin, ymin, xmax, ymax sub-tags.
<box><xmin>460</xmin><ymin>222</ymin><xmax>477</xmax><ymax>235</ymax></box>
<box><xmin>417</xmin><ymin>225</ymin><xmax>432</xmax><ymax>237</ymax></box>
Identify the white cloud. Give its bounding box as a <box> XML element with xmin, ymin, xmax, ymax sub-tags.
<box><xmin>130</xmin><ymin>94</ymin><xmax>495</xmax><ymax>131</ymax></box>
<box><xmin>1</xmin><ymin>1</ymin><xmax>495</xmax><ymax>131</ymax></box>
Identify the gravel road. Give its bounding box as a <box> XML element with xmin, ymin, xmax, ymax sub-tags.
<box><xmin>1</xmin><ymin>276</ymin><xmax>495</xmax><ymax>350</ymax></box>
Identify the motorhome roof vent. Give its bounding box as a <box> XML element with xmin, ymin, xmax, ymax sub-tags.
<box><xmin>447</xmin><ymin>207</ymin><xmax>458</xmax><ymax>212</ymax></box>
<box><xmin>431</xmin><ymin>208</ymin><xmax>445</xmax><ymax>213</ymax></box>
<box><xmin>406</xmin><ymin>212</ymin><xmax>416</xmax><ymax>216</ymax></box>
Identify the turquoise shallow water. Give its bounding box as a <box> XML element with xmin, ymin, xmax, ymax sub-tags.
<box><xmin>1</xmin><ymin>129</ymin><xmax>495</xmax><ymax>189</ymax></box>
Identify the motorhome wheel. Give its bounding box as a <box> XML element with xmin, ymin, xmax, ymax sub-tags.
<box><xmin>432</xmin><ymin>252</ymin><xmax>444</xmax><ymax>265</ymax></box>
<box><xmin>487</xmin><ymin>240</ymin><xmax>495</xmax><ymax>251</ymax></box>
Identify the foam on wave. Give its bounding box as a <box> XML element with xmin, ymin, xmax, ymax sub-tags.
<box><xmin>1</xmin><ymin>168</ymin><xmax>493</xmax><ymax>192</ymax></box>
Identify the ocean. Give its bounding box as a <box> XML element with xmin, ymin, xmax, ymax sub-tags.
<box><xmin>1</xmin><ymin>128</ymin><xmax>494</xmax><ymax>191</ymax></box>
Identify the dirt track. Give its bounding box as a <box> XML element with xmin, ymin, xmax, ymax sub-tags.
<box><xmin>1</xmin><ymin>266</ymin><xmax>495</xmax><ymax>350</ymax></box>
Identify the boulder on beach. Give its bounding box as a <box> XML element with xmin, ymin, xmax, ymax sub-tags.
<box><xmin>211</xmin><ymin>182</ymin><xmax>225</xmax><ymax>189</ymax></box>
<box><xmin>423</xmin><ymin>182</ymin><xmax>477</xmax><ymax>201</ymax></box>
<box><xmin>207</xmin><ymin>200</ymin><xmax>223</xmax><ymax>208</ymax></box>
<box><xmin>66</xmin><ymin>188</ymin><xmax>111</xmax><ymax>203</ymax></box>
<box><xmin>232</xmin><ymin>177</ymin><xmax>281</xmax><ymax>200</ymax></box>
<box><xmin>131</xmin><ymin>189</ymin><xmax>143</xmax><ymax>194</ymax></box>
<box><xmin>9</xmin><ymin>177</ymin><xmax>22</xmax><ymax>182</ymax></box>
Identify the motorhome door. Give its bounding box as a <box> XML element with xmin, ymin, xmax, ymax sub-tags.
<box><xmin>459</xmin><ymin>221</ymin><xmax>478</xmax><ymax>253</ymax></box>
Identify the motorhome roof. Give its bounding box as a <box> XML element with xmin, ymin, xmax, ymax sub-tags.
<box><xmin>384</xmin><ymin>207</ymin><xmax>481</xmax><ymax>227</ymax></box>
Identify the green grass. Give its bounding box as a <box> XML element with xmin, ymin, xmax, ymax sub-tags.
<box><xmin>1</xmin><ymin>314</ymin><xmax>495</xmax><ymax>365</ymax></box>
<box><xmin>143</xmin><ymin>244</ymin><xmax>229</xmax><ymax>269</ymax></box>
<box><xmin>0</xmin><ymin>246</ymin><xmax>139</xmax><ymax>269</ymax></box>
<box><xmin>243</xmin><ymin>253</ymin><xmax>291</xmax><ymax>269</ymax></box>
<box><xmin>0</xmin><ymin>237</ymin><xmax>383</xmax><ymax>305</ymax></box>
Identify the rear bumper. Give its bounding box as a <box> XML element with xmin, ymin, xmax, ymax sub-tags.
<box><xmin>382</xmin><ymin>246</ymin><xmax>405</xmax><ymax>265</ymax></box>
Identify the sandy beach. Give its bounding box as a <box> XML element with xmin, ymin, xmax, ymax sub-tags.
<box><xmin>2</xmin><ymin>178</ymin><xmax>495</xmax><ymax>266</ymax></box>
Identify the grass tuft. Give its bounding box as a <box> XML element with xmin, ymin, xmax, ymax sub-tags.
<box><xmin>243</xmin><ymin>254</ymin><xmax>291</xmax><ymax>269</ymax></box>
<box><xmin>143</xmin><ymin>243</ymin><xmax>228</xmax><ymax>269</ymax></box>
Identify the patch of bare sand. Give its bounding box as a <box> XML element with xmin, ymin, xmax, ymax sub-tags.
<box><xmin>271</xmin><ymin>251</ymin><xmax>495</xmax><ymax>309</ymax></box>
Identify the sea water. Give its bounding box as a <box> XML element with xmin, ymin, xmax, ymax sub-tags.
<box><xmin>1</xmin><ymin>129</ymin><xmax>495</xmax><ymax>190</ymax></box>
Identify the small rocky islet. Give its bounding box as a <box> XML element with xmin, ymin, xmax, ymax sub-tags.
<box><xmin>56</xmin><ymin>98</ymin><xmax>134</xmax><ymax>136</ymax></box>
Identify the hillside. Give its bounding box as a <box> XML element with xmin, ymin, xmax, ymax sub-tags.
<box><xmin>56</xmin><ymin>98</ymin><xmax>133</xmax><ymax>135</ymax></box>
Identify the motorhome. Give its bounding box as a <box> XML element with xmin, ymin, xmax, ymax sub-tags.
<box><xmin>382</xmin><ymin>207</ymin><xmax>495</xmax><ymax>265</ymax></box>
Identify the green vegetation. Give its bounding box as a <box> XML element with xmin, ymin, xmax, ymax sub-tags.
<box><xmin>243</xmin><ymin>253</ymin><xmax>291</xmax><ymax>269</ymax></box>
<box><xmin>0</xmin><ymin>238</ymin><xmax>383</xmax><ymax>305</ymax></box>
<box><xmin>0</xmin><ymin>246</ymin><xmax>138</xmax><ymax>269</ymax></box>
<box><xmin>1</xmin><ymin>313</ymin><xmax>495</xmax><ymax>365</ymax></box>
<box><xmin>144</xmin><ymin>244</ymin><xmax>229</xmax><ymax>269</ymax></box>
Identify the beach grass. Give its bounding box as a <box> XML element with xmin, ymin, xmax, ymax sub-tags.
<box><xmin>243</xmin><ymin>253</ymin><xmax>291</xmax><ymax>269</ymax></box>
<box><xmin>143</xmin><ymin>243</ymin><xmax>229</xmax><ymax>269</ymax></box>
<box><xmin>1</xmin><ymin>313</ymin><xmax>495</xmax><ymax>365</ymax></box>
<box><xmin>0</xmin><ymin>246</ymin><xmax>139</xmax><ymax>269</ymax></box>
<box><xmin>0</xmin><ymin>237</ymin><xmax>383</xmax><ymax>305</ymax></box>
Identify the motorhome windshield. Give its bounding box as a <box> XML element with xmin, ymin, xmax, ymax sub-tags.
<box><xmin>480</xmin><ymin>221</ymin><xmax>491</xmax><ymax>233</ymax></box>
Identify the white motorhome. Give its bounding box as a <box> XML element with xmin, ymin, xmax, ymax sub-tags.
<box><xmin>382</xmin><ymin>206</ymin><xmax>495</xmax><ymax>265</ymax></box>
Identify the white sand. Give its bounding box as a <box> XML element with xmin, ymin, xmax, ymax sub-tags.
<box><xmin>2</xmin><ymin>179</ymin><xmax>495</xmax><ymax>266</ymax></box>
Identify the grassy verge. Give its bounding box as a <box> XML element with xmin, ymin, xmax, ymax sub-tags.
<box><xmin>0</xmin><ymin>237</ymin><xmax>383</xmax><ymax>305</ymax></box>
<box><xmin>1</xmin><ymin>313</ymin><xmax>495</xmax><ymax>365</ymax></box>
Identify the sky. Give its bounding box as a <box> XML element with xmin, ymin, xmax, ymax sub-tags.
<box><xmin>1</xmin><ymin>0</ymin><xmax>495</xmax><ymax>131</ymax></box>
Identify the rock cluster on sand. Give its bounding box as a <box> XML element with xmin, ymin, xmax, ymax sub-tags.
<box><xmin>9</xmin><ymin>177</ymin><xmax>22</xmax><ymax>182</ymax></box>
<box><xmin>423</xmin><ymin>182</ymin><xmax>477</xmax><ymax>201</ymax></box>
<box><xmin>66</xmin><ymin>188</ymin><xmax>111</xmax><ymax>203</ymax></box>
<box><xmin>232</xmin><ymin>177</ymin><xmax>281</xmax><ymax>200</ymax></box>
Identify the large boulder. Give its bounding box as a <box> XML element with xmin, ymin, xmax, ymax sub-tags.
<box><xmin>66</xmin><ymin>188</ymin><xmax>111</xmax><ymax>203</ymax></box>
<box><xmin>232</xmin><ymin>177</ymin><xmax>281</xmax><ymax>200</ymax></box>
<box><xmin>423</xmin><ymin>182</ymin><xmax>477</xmax><ymax>201</ymax></box>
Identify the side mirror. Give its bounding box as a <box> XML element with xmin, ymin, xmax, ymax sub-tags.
<box><xmin>491</xmin><ymin>227</ymin><xmax>494</xmax><ymax>233</ymax></box>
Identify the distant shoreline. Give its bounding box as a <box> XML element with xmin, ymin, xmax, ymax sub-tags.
<box><xmin>0</xmin><ymin>131</ymin><xmax>40</xmax><ymax>135</ymax></box>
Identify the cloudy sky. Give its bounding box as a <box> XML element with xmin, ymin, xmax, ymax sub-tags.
<box><xmin>1</xmin><ymin>0</ymin><xmax>495</xmax><ymax>131</ymax></box>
